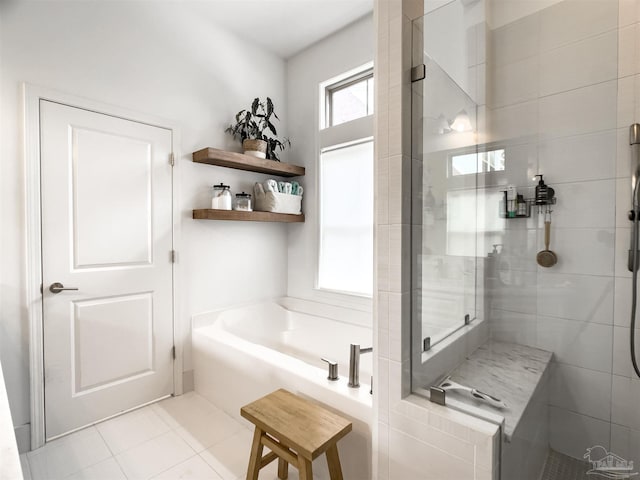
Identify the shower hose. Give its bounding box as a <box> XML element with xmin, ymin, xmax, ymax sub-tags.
<box><xmin>631</xmin><ymin>181</ymin><xmax>640</xmax><ymax>379</ymax></box>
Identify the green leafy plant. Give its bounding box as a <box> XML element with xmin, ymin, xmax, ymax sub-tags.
<box><xmin>225</xmin><ymin>97</ymin><xmax>291</xmax><ymax>161</ymax></box>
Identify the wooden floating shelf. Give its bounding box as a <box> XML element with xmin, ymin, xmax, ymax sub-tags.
<box><xmin>193</xmin><ymin>148</ymin><xmax>305</xmax><ymax>177</ymax></box>
<box><xmin>193</xmin><ymin>209</ymin><xmax>305</xmax><ymax>223</ymax></box>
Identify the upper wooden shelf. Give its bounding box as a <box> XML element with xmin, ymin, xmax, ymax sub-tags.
<box><xmin>193</xmin><ymin>148</ymin><xmax>305</xmax><ymax>177</ymax></box>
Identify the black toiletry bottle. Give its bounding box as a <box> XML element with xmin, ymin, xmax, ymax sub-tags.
<box><xmin>534</xmin><ymin>175</ymin><xmax>555</xmax><ymax>205</ymax></box>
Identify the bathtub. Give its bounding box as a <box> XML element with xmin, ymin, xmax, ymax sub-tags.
<box><xmin>192</xmin><ymin>299</ymin><xmax>373</xmax><ymax>479</ymax></box>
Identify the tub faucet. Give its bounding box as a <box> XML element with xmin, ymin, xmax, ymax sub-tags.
<box><xmin>348</xmin><ymin>344</ymin><xmax>373</xmax><ymax>388</ymax></box>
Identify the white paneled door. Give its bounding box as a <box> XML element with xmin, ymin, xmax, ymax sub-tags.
<box><xmin>40</xmin><ymin>100</ymin><xmax>174</xmax><ymax>439</ymax></box>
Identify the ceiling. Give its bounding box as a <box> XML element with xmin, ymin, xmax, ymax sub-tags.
<box><xmin>192</xmin><ymin>0</ymin><xmax>373</xmax><ymax>59</ymax></box>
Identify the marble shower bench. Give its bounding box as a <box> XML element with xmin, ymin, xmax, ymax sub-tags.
<box><xmin>437</xmin><ymin>340</ymin><xmax>553</xmax><ymax>480</ymax></box>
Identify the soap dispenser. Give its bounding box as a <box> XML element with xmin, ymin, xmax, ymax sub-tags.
<box><xmin>534</xmin><ymin>175</ymin><xmax>555</xmax><ymax>205</ymax></box>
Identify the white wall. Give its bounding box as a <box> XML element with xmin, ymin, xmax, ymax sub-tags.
<box><xmin>285</xmin><ymin>15</ymin><xmax>375</xmax><ymax>312</ymax></box>
<box><xmin>0</xmin><ymin>1</ymin><xmax>289</xmax><ymax>443</ymax></box>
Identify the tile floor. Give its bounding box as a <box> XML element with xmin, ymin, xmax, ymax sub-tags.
<box><xmin>20</xmin><ymin>392</ymin><xmax>300</xmax><ymax>480</ymax></box>
<box><xmin>540</xmin><ymin>449</ymin><xmax>590</xmax><ymax>480</ymax></box>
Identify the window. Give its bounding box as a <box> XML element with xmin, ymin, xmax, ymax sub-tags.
<box><xmin>318</xmin><ymin>141</ymin><xmax>374</xmax><ymax>296</ymax></box>
<box><xmin>317</xmin><ymin>64</ymin><xmax>374</xmax><ymax>297</ymax></box>
<box><xmin>450</xmin><ymin>148</ymin><xmax>505</xmax><ymax>176</ymax></box>
<box><xmin>325</xmin><ymin>70</ymin><xmax>374</xmax><ymax>128</ymax></box>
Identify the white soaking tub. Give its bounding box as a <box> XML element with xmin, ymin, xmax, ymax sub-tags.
<box><xmin>192</xmin><ymin>299</ymin><xmax>373</xmax><ymax>480</ymax></box>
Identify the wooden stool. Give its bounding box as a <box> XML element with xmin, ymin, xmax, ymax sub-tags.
<box><xmin>241</xmin><ymin>389</ymin><xmax>353</xmax><ymax>480</ymax></box>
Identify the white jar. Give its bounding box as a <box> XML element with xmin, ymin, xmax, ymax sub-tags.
<box><xmin>211</xmin><ymin>183</ymin><xmax>232</xmax><ymax>210</ymax></box>
<box><xmin>234</xmin><ymin>192</ymin><xmax>252</xmax><ymax>211</ymax></box>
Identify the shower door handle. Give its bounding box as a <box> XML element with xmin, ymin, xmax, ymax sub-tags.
<box><xmin>49</xmin><ymin>282</ymin><xmax>79</xmax><ymax>294</ymax></box>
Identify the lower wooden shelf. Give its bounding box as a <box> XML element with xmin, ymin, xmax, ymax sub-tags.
<box><xmin>192</xmin><ymin>209</ymin><xmax>305</xmax><ymax>223</ymax></box>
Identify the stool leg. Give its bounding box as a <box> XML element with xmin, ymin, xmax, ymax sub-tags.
<box><xmin>297</xmin><ymin>454</ymin><xmax>313</xmax><ymax>480</ymax></box>
<box><xmin>246</xmin><ymin>427</ymin><xmax>264</xmax><ymax>480</ymax></box>
<box><xmin>277</xmin><ymin>457</ymin><xmax>288</xmax><ymax>479</ymax></box>
<box><xmin>326</xmin><ymin>444</ymin><xmax>344</xmax><ymax>480</ymax></box>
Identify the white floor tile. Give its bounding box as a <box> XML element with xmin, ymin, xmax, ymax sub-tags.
<box><xmin>175</xmin><ymin>409</ymin><xmax>245</xmax><ymax>453</ymax></box>
<box><xmin>152</xmin><ymin>392</ymin><xmax>222</xmax><ymax>429</ymax></box>
<box><xmin>200</xmin><ymin>429</ymin><xmax>255</xmax><ymax>480</ymax></box>
<box><xmin>96</xmin><ymin>405</ymin><xmax>171</xmax><ymax>454</ymax></box>
<box><xmin>66</xmin><ymin>457</ymin><xmax>127</xmax><ymax>480</ymax></box>
<box><xmin>151</xmin><ymin>455</ymin><xmax>223</xmax><ymax>480</ymax></box>
<box><xmin>115</xmin><ymin>430</ymin><xmax>195</xmax><ymax>480</ymax></box>
<box><xmin>27</xmin><ymin>427</ymin><xmax>111</xmax><ymax>480</ymax></box>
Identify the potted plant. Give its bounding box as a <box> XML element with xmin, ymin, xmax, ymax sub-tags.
<box><xmin>225</xmin><ymin>97</ymin><xmax>291</xmax><ymax>161</ymax></box>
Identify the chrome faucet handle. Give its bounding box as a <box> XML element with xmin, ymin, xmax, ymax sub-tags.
<box><xmin>321</xmin><ymin>358</ymin><xmax>339</xmax><ymax>381</ymax></box>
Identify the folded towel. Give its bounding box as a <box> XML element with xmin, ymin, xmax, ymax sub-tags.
<box><xmin>254</xmin><ymin>182</ymin><xmax>265</xmax><ymax>195</ymax></box>
<box><xmin>284</xmin><ymin>183</ymin><xmax>292</xmax><ymax>195</ymax></box>
<box><xmin>291</xmin><ymin>181</ymin><xmax>299</xmax><ymax>195</ymax></box>
<box><xmin>264</xmin><ymin>179</ymin><xmax>277</xmax><ymax>193</ymax></box>
<box><xmin>297</xmin><ymin>186</ymin><xmax>303</xmax><ymax>196</ymax></box>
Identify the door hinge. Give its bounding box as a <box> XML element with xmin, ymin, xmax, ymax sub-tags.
<box><xmin>169</xmin><ymin>153</ymin><xmax>175</xmax><ymax>167</ymax></box>
<box><xmin>171</xmin><ymin>345</ymin><xmax>176</xmax><ymax>360</ymax></box>
<box><xmin>170</xmin><ymin>250</ymin><xmax>176</xmax><ymax>263</ymax></box>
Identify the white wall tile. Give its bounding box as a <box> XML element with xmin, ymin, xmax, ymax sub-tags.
<box><xmin>388</xmin><ymin>411</ymin><xmax>475</xmax><ymax>464</ymax></box>
<box><xmin>501</xmin><ymin>142</ymin><xmax>538</xmax><ymax>188</ymax></box>
<box><xmin>539</xmin><ymin>30</ymin><xmax>617</xmax><ymax>97</ymax></box>
<box><xmin>489</xmin><ymin>56</ymin><xmax>539</xmax><ymax>109</ymax></box>
<box><xmin>551</xmin><ymin>180</ymin><xmax>615</xmax><ymax>230</ymax></box>
<box><xmin>612</xmin><ymin>374</ymin><xmax>640</xmax><ymax>430</ymax></box>
<box><xmin>490</xmin><ymin>309</ymin><xmax>537</xmax><ymax>347</ymax></box>
<box><xmin>619</xmin><ymin>0</ymin><xmax>640</xmax><ymax>28</ymax></box>
<box><xmin>613</xmin><ymin>276</ymin><xmax>640</xmax><ymax>328</ymax></box>
<box><xmin>388</xmin><ymin>428</ymin><xmax>475</xmax><ymax>480</ymax></box>
<box><xmin>616</xmin><ymin>178</ymin><xmax>633</xmax><ymax>229</ymax></box>
<box><xmin>537</xmin><ymin>273</ymin><xmax>613</xmax><ymax>324</ymax></box>
<box><xmin>539</xmin><ymin>317</ymin><xmax>612</xmax><ymax>372</ymax></box>
<box><xmin>615</xmin><ymin>227</ymin><xmax>633</xmax><ymax>278</ymax></box>
<box><xmin>539</xmin><ymin>81</ymin><xmax>618</xmax><ymax>139</ymax></box>
<box><xmin>619</xmin><ymin>24</ymin><xmax>640</xmax><ymax>79</ymax></box>
<box><xmin>376</xmin><ymin>421</ymin><xmax>389</xmax><ymax>480</ymax></box>
<box><xmin>549</xmin><ymin>406</ymin><xmax>611</xmax><ymax>459</ymax></box>
<box><xmin>490</xmin><ymin>12</ymin><xmax>540</xmax><ymax>68</ymax></box>
<box><xmin>492</xmin><ymin>228</ymin><xmax>539</xmax><ymax>273</ymax></box>
<box><xmin>378</xmin><ymin>358</ymin><xmax>390</xmax><ymax>424</ymax></box>
<box><xmin>539</xmin><ymin>0</ymin><xmax>618</xmax><ymax>52</ymax></box>
<box><xmin>543</xmin><ymin>228</ymin><xmax>614</xmax><ymax>276</ymax></box>
<box><xmin>612</xmin><ymin>326</ymin><xmax>638</xmax><ymax>378</ymax></box>
<box><xmin>538</xmin><ymin>130</ymin><xmax>617</xmax><ymax>184</ymax></box>
<box><xmin>487</xmin><ymin>101</ymin><xmax>538</xmax><ymax>143</ymax></box>
<box><xmin>491</xmin><ymin>270</ymin><xmax>538</xmax><ymax>315</ymax></box>
<box><xmin>618</xmin><ymin>74</ymin><xmax>640</xmax><ymax>128</ymax></box>
<box><xmin>549</xmin><ymin>364</ymin><xmax>612</xmax><ymax>420</ymax></box>
<box><xmin>617</xmin><ymin>127</ymin><xmax>634</xmax><ymax>179</ymax></box>
<box><xmin>611</xmin><ymin>423</ymin><xmax>640</xmax><ymax>467</ymax></box>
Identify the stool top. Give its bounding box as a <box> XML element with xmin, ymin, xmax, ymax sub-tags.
<box><xmin>240</xmin><ymin>389</ymin><xmax>353</xmax><ymax>460</ymax></box>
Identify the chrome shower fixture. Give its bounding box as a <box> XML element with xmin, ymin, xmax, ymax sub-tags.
<box><xmin>627</xmin><ymin>123</ymin><xmax>640</xmax><ymax>380</ymax></box>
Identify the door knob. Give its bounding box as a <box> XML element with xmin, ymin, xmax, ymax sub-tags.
<box><xmin>49</xmin><ymin>282</ymin><xmax>79</xmax><ymax>294</ymax></box>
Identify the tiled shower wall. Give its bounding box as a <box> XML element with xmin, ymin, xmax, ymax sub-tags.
<box><xmin>485</xmin><ymin>0</ymin><xmax>640</xmax><ymax>462</ymax></box>
<box><xmin>375</xmin><ymin>0</ymin><xmax>500</xmax><ymax>479</ymax></box>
